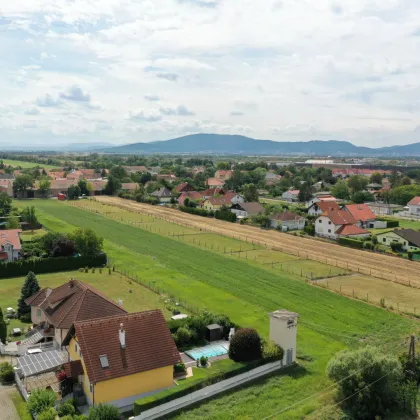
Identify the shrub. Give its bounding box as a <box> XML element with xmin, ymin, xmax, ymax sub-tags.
<box><xmin>229</xmin><ymin>328</ymin><xmax>262</xmax><ymax>362</ymax></box>
<box><xmin>390</xmin><ymin>242</ymin><xmax>403</xmax><ymax>252</ymax></box>
<box><xmin>338</xmin><ymin>237</ymin><xmax>364</xmax><ymax>249</ymax></box>
<box><xmin>88</xmin><ymin>403</ymin><xmax>120</xmax><ymax>420</ymax></box>
<box><xmin>27</xmin><ymin>389</ymin><xmax>56</xmax><ymax>415</ymax></box>
<box><xmin>215</xmin><ymin>209</ymin><xmax>237</xmax><ymax>223</ymax></box>
<box><xmin>180</xmin><ymin>206</ymin><xmax>212</xmax><ymax>217</ymax></box>
<box><xmin>262</xmin><ymin>340</ymin><xmax>284</xmax><ymax>361</ymax></box>
<box><xmin>0</xmin><ymin>362</ymin><xmax>14</xmax><ymax>383</ymax></box>
<box><xmin>173</xmin><ymin>362</ymin><xmax>186</xmax><ymax>373</ymax></box>
<box><xmin>200</xmin><ymin>356</ymin><xmax>208</xmax><ymax>367</ymax></box>
<box><xmin>57</xmin><ymin>401</ymin><xmax>75</xmax><ymax>417</ymax></box>
<box><xmin>363</xmin><ymin>241</ymin><xmax>373</xmax><ymax>250</ymax></box>
<box><xmin>175</xmin><ymin>327</ymin><xmax>192</xmax><ymax>347</ymax></box>
<box><xmin>38</xmin><ymin>408</ymin><xmax>58</xmax><ymax>420</ymax></box>
<box><xmin>303</xmin><ymin>223</ymin><xmax>315</xmax><ymax>236</ymax></box>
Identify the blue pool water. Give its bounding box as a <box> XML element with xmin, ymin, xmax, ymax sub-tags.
<box><xmin>186</xmin><ymin>343</ymin><xmax>229</xmax><ymax>360</ymax></box>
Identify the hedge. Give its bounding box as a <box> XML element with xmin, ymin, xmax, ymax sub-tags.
<box><xmin>215</xmin><ymin>210</ymin><xmax>237</xmax><ymax>223</ymax></box>
<box><xmin>377</xmin><ymin>218</ymin><xmax>399</xmax><ymax>228</ymax></box>
<box><xmin>180</xmin><ymin>206</ymin><xmax>214</xmax><ymax>217</ymax></box>
<box><xmin>133</xmin><ymin>357</ymin><xmax>278</xmax><ymax>415</ymax></box>
<box><xmin>0</xmin><ymin>253</ymin><xmax>107</xmax><ymax>279</ymax></box>
<box><xmin>338</xmin><ymin>237</ymin><xmax>364</xmax><ymax>249</ymax></box>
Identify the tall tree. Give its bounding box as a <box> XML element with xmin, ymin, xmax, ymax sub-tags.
<box><xmin>0</xmin><ymin>307</ymin><xmax>7</xmax><ymax>344</ymax></box>
<box><xmin>370</xmin><ymin>172</ymin><xmax>383</xmax><ymax>184</ymax></box>
<box><xmin>298</xmin><ymin>182</ymin><xmax>312</xmax><ymax>202</ymax></box>
<box><xmin>38</xmin><ymin>177</ymin><xmax>51</xmax><ymax>197</ymax></box>
<box><xmin>13</xmin><ymin>174</ymin><xmax>33</xmax><ymax>196</ymax></box>
<box><xmin>5</xmin><ymin>215</ymin><xmax>19</xmax><ymax>229</ymax></box>
<box><xmin>21</xmin><ymin>206</ymin><xmax>38</xmax><ymax>225</ymax></box>
<box><xmin>0</xmin><ymin>192</ymin><xmax>12</xmax><ymax>217</ymax></box>
<box><xmin>242</xmin><ymin>183</ymin><xmax>259</xmax><ymax>202</ymax></box>
<box><xmin>103</xmin><ymin>175</ymin><xmax>122</xmax><ymax>195</ymax></box>
<box><xmin>331</xmin><ymin>180</ymin><xmax>350</xmax><ymax>199</ymax></box>
<box><xmin>17</xmin><ymin>272</ymin><xmax>41</xmax><ymax>318</ymax></box>
<box><xmin>67</xmin><ymin>184</ymin><xmax>81</xmax><ymax>200</ymax></box>
<box><xmin>347</xmin><ymin>175</ymin><xmax>368</xmax><ymax>192</ymax></box>
<box><xmin>70</xmin><ymin>228</ymin><xmax>103</xmax><ymax>257</ymax></box>
<box><xmin>77</xmin><ymin>179</ymin><xmax>89</xmax><ymax>195</ymax></box>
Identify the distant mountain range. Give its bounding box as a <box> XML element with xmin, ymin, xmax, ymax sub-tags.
<box><xmin>100</xmin><ymin>134</ymin><xmax>420</xmax><ymax>156</ymax></box>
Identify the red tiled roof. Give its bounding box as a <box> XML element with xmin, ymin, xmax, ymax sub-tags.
<box><xmin>177</xmin><ymin>191</ymin><xmax>203</xmax><ymax>206</ymax></box>
<box><xmin>408</xmin><ymin>196</ymin><xmax>420</xmax><ymax>206</ymax></box>
<box><xmin>27</xmin><ymin>280</ymin><xmax>127</xmax><ymax>329</ymax></box>
<box><xmin>175</xmin><ymin>182</ymin><xmax>194</xmax><ymax>193</ymax></box>
<box><xmin>344</xmin><ymin>204</ymin><xmax>376</xmax><ymax>222</ymax></box>
<box><xmin>201</xmin><ymin>187</ymin><xmax>226</xmax><ymax>197</ymax></box>
<box><xmin>68</xmin><ymin>311</ymin><xmax>180</xmax><ymax>384</ymax></box>
<box><xmin>0</xmin><ymin>229</ymin><xmax>22</xmax><ymax>251</ymax></box>
<box><xmin>321</xmin><ymin>209</ymin><xmax>356</xmax><ymax>225</ymax></box>
<box><xmin>317</xmin><ymin>195</ymin><xmax>336</xmax><ymax>202</ymax></box>
<box><xmin>207</xmin><ymin>197</ymin><xmax>231</xmax><ymax>206</ymax></box>
<box><xmin>206</xmin><ymin>178</ymin><xmax>225</xmax><ymax>187</ymax></box>
<box><xmin>0</xmin><ymin>252</ymin><xmax>8</xmax><ymax>260</ymax></box>
<box><xmin>50</xmin><ymin>179</ymin><xmax>77</xmax><ymax>190</ymax></box>
<box><xmin>336</xmin><ymin>224</ymin><xmax>369</xmax><ymax>236</ymax></box>
<box><xmin>25</xmin><ymin>288</ymin><xmax>49</xmax><ymax>306</ymax></box>
<box><xmin>270</xmin><ymin>211</ymin><xmax>304</xmax><ymax>221</ymax></box>
<box><xmin>285</xmin><ymin>190</ymin><xmax>300</xmax><ymax>195</ymax></box>
<box><xmin>63</xmin><ymin>360</ymin><xmax>84</xmax><ymax>380</ymax></box>
<box><xmin>315</xmin><ymin>201</ymin><xmax>340</xmax><ymax>212</ymax></box>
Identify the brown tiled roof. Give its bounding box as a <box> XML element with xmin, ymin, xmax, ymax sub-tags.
<box><xmin>175</xmin><ymin>182</ymin><xmax>194</xmax><ymax>193</ymax></box>
<box><xmin>63</xmin><ymin>360</ymin><xmax>84</xmax><ymax>380</ymax></box>
<box><xmin>69</xmin><ymin>311</ymin><xmax>180</xmax><ymax>384</ymax></box>
<box><xmin>206</xmin><ymin>178</ymin><xmax>225</xmax><ymax>187</ymax></box>
<box><xmin>121</xmin><ymin>183</ymin><xmax>139</xmax><ymax>191</ymax></box>
<box><xmin>270</xmin><ymin>211</ymin><xmax>304</xmax><ymax>222</ymax></box>
<box><xmin>237</xmin><ymin>202</ymin><xmax>265</xmax><ymax>216</ymax></box>
<box><xmin>201</xmin><ymin>187</ymin><xmax>226</xmax><ymax>197</ymax></box>
<box><xmin>315</xmin><ymin>201</ymin><xmax>340</xmax><ymax>212</ymax></box>
<box><xmin>25</xmin><ymin>288</ymin><xmax>49</xmax><ymax>306</ymax></box>
<box><xmin>0</xmin><ymin>229</ymin><xmax>22</xmax><ymax>251</ymax></box>
<box><xmin>344</xmin><ymin>204</ymin><xmax>376</xmax><ymax>222</ymax></box>
<box><xmin>321</xmin><ymin>209</ymin><xmax>356</xmax><ymax>226</ymax></box>
<box><xmin>336</xmin><ymin>224</ymin><xmax>369</xmax><ymax>236</ymax></box>
<box><xmin>27</xmin><ymin>280</ymin><xmax>126</xmax><ymax>329</ymax></box>
<box><xmin>207</xmin><ymin>197</ymin><xmax>231</xmax><ymax>206</ymax></box>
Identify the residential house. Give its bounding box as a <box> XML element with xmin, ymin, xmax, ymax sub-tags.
<box><xmin>175</xmin><ymin>182</ymin><xmax>194</xmax><ymax>194</ymax></box>
<box><xmin>0</xmin><ymin>229</ymin><xmax>22</xmax><ymax>262</ymax></box>
<box><xmin>215</xmin><ymin>170</ymin><xmax>233</xmax><ymax>180</ymax></box>
<box><xmin>177</xmin><ymin>191</ymin><xmax>203</xmax><ymax>207</ymax></box>
<box><xmin>25</xmin><ymin>279</ymin><xmax>126</xmax><ymax>349</ymax></box>
<box><xmin>407</xmin><ymin>197</ymin><xmax>420</xmax><ymax>216</ymax></box>
<box><xmin>201</xmin><ymin>187</ymin><xmax>226</xmax><ymax>199</ymax></box>
<box><xmin>308</xmin><ymin>201</ymin><xmax>340</xmax><ymax>217</ymax></box>
<box><xmin>156</xmin><ymin>174</ymin><xmax>177</xmax><ymax>183</ymax></box>
<box><xmin>269</xmin><ymin>212</ymin><xmax>305</xmax><ymax>231</ymax></box>
<box><xmin>206</xmin><ymin>178</ymin><xmax>225</xmax><ymax>187</ymax></box>
<box><xmin>376</xmin><ymin>229</ymin><xmax>420</xmax><ymax>252</ymax></box>
<box><xmin>315</xmin><ymin>209</ymin><xmax>370</xmax><ymax>239</ymax></box>
<box><xmin>66</xmin><ymin>170</ymin><xmax>84</xmax><ymax>182</ymax></box>
<box><xmin>306</xmin><ymin>193</ymin><xmax>337</xmax><ymax>208</ymax></box>
<box><xmin>90</xmin><ymin>180</ymin><xmax>107</xmax><ymax>196</ymax></box>
<box><xmin>367</xmin><ymin>202</ymin><xmax>404</xmax><ymax>216</ymax></box>
<box><xmin>223</xmin><ymin>191</ymin><xmax>245</xmax><ymax>205</ymax></box>
<box><xmin>0</xmin><ymin>172</ymin><xmax>15</xmax><ymax>180</ymax></box>
<box><xmin>202</xmin><ymin>197</ymin><xmax>231</xmax><ymax>211</ymax></box>
<box><xmin>0</xmin><ymin>179</ymin><xmax>13</xmax><ymax>197</ymax></box>
<box><xmin>230</xmin><ymin>202</ymin><xmax>265</xmax><ymax>218</ymax></box>
<box><xmin>121</xmin><ymin>183</ymin><xmax>139</xmax><ymax>192</ymax></box>
<box><xmin>62</xmin><ymin>310</ymin><xmax>180</xmax><ymax>410</ymax></box>
<box><xmin>342</xmin><ymin>204</ymin><xmax>386</xmax><ymax>229</ymax></box>
<box><xmin>282</xmin><ymin>190</ymin><xmax>300</xmax><ymax>202</ymax></box>
<box><xmin>50</xmin><ymin>179</ymin><xmax>78</xmax><ymax>196</ymax></box>
<box><xmin>79</xmin><ymin>169</ymin><xmax>103</xmax><ymax>179</ymax></box>
<box><xmin>123</xmin><ymin>166</ymin><xmax>148</xmax><ymax>174</ymax></box>
<box><xmin>151</xmin><ymin>187</ymin><xmax>175</xmax><ymax>203</ymax></box>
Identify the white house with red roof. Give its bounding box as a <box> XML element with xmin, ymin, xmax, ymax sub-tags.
<box><xmin>306</xmin><ymin>193</ymin><xmax>337</xmax><ymax>209</ymax></box>
<box><xmin>308</xmin><ymin>200</ymin><xmax>340</xmax><ymax>216</ymax></box>
<box><xmin>342</xmin><ymin>204</ymin><xmax>386</xmax><ymax>229</ymax></box>
<box><xmin>315</xmin><ymin>209</ymin><xmax>369</xmax><ymax>240</ymax></box>
<box><xmin>407</xmin><ymin>196</ymin><xmax>420</xmax><ymax>216</ymax></box>
<box><xmin>282</xmin><ymin>190</ymin><xmax>300</xmax><ymax>202</ymax></box>
<box><xmin>0</xmin><ymin>229</ymin><xmax>22</xmax><ymax>262</ymax></box>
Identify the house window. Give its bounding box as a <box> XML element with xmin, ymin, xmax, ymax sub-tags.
<box><xmin>383</xmin><ymin>238</ymin><xmax>386</xmax><ymax>242</ymax></box>
<box><xmin>90</xmin><ymin>383</ymin><xmax>93</xmax><ymax>393</ymax></box>
<box><xmin>328</xmin><ymin>221</ymin><xmax>331</xmax><ymax>225</ymax></box>
<box><xmin>37</xmin><ymin>309</ymin><xmax>41</xmax><ymax>318</ymax></box>
<box><xmin>99</xmin><ymin>354</ymin><xmax>109</xmax><ymax>368</ymax></box>
<box><xmin>318</xmin><ymin>220</ymin><xmax>322</xmax><ymax>223</ymax></box>
<box><xmin>74</xmin><ymin>343</ymin><xmax>78</xmax><ymax>353</ymax></box>
<box><xmin>328</xmin><ymin>229</ymin><xmax>331</xmax><ymax>233</ymax></box>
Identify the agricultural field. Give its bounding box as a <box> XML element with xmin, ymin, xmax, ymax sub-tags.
<box><xmin>316</xmin><ymin>274</ymin><xmax>420</xmax><ymax>315</ymax></box>
<box><xmin>19</xmin><ymin>198</ymin><xmax>419</xmax><ymax>419</ymax></box>
<box><xmin>0</xmin><ymin>159</ymin><xmax>59</xmax><ymax>170</ymax></box>
<box><xmin>0</xmin><ymin>270</ymin><xmax>173</xmax><ymax>339</ymax></box>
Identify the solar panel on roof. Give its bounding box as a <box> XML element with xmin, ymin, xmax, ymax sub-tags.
<box><xmin>18</xmin><ymin>350</ymin><xmax>66</xmax><ymax>377</ymax></box>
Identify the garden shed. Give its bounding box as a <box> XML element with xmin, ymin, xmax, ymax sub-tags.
<box><xmin>206</xmin><ymin>324</ymin><xmax>223</xmax><ymax>342</ymax></box>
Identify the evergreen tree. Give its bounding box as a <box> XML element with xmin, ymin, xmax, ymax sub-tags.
<box><xmin>0</xmin><ymin>307</ymin><xmax>7</xmax><ymax>344</ymax></box>
<box><xmin>17</xmin><ymin>272</ymin><xmax>40</xmax><ymax>318</ymax></box>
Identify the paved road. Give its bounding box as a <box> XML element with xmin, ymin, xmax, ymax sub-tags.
<box><xmin>0</xmin><ymin>385</ymin><xmax>19</xmax><ymax>420</ymax></box>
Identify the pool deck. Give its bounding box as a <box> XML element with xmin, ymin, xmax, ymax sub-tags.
<box><xmin>181</xmin><ymin>340</ymin><xmax>230</xmax><ymax>367</ymax></box>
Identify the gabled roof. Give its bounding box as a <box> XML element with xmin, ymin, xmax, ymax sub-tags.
<box><xmin>151</xmin><ymin>187</ymin><xmax>174</xmax><ymax>198</ymax></box>
<box><xmin>392</xmin><ymin>228</ymin><xmax>420</xmax><ymax>248</ymax></box>
<box><xmin>206</xmin><ymin>178</ymin><xmax>225</xmax><ymax>187</ymax></box>
<box><xmin>50</xmin><ymin>179</ymin><xmax>77</xmax><ymax>190</ymax></box>
<box><xmin>408</xmin><ymin>196</ymin><xmax>420</xmax><ymax>206</ymax></box>
<box><xmin>270</xmin><ymin>211</ymin><xmax>304</xmax><ymax>222</ymax></box>
<box><xmin>224</xmin><ymin>191</ymin><xmax>242</xmax><ymax>201</ymax></box>
<box><xmin>64</xmin><ymin>311</ymin><xmax>180</xmax><ymax>384</ymax></box>
<box><xmin>177</xmin><ymin>191</ymin><xmax>203</xmax><ymax>203</ymax></box>
<box><xmin>236</xmin><ymin>202</ymin><xmax>265</xmax><ymax>215</ymax></box>
<box><xmin>0</xmin><ymin>229</ymin><xmax>22</xmax><ymax>251</ymax></box>
<box><xmin>336</xmin><ymin>224</ymin><xmax>369</xmax><ymax>236</ymax></box>
<box><xmin>201</xmin><ymin>187</ymin><xmax>226</xmax><ymax>197</ymax></box>
<box><xmin>283</xmin><ymin>190</ymin><xmax>300</xmax><ymax>195</ymax></box>
<box><xmin>312</xmin><ymin>201</ymin><xmax>340</xmax><ymax>212</ymax></box>
<box><xmin>121</xmin><ymin>183</ymin><xmax>139</xmax><ymax>191</ymax></box>
<box><xmin>206</xmin><ymin>197</ymin><xmax>231</xmax><ymax>206</ymax></box>
<box><xmin>344</xmin><ymin>204</ymin><xmax>376</xmax><ymax>222</ymax></box>
<box><xmin>175</xmin><ymin>182</ymin><xmax>194</xmax><ymax>193</ymax></box>
<box><xmin>320</xmin><ymin>209</ymin><xmax>357</xmax><ymax>226</ymax></box>
<box><xmin>26</xmin><ymin>280</ymin><xmax>127</xmax><ymax>329</ymax></box>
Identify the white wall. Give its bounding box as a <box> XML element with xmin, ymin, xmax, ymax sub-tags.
<box><xmin>315</xmin><ymin>216</ymin><xmax>337</xmax><ymax>239</ymax></box>
<box><xmin>31</xmin><ymin>306</ymin><xmax>47</xmax><ymax>325</ymax></box>
<box><xmin>408</xmin><ymin>204</ymin><xmax>420</xmax><ymax>215</ymax></box>
<box><xmin>269</xmin><ymin>313</ymin><xmax>298</xmax><ymax>365</ymax></box>
<box><xmin>270</xmin><ymin>219</ymin><xmax>305</xmax><ymax>231</ymax></box>
<box><xmin>231</xmin><ymin>209</ymin><xmax>248</xmax><ymax>217</ymax></box>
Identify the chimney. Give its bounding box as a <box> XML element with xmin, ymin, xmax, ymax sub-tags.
<box><xmin>119</xmin><ymin>323</ymin><xmax>126</xmax><ymax>349</ymax></box>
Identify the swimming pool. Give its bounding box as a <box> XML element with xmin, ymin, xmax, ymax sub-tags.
<box><xmin>185</xmin><ymin>343</ymin><xmax>229</xmax><ymax>360</ymax></box>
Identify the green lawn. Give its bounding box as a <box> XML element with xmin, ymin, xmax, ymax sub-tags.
<box><xmin>11</xmin><ymin>391</ymin><xmax>32</xmax><ymax>420</ymax></box>
<box><xmin>20</xmin><ymin>228</ymin><xmax>48</xmax><ymax>242</ymax></box>
<box><xmin>20</xmin><ymin>199</ymin><xmax>418</xmax><ymax>419</ymax></box>
<box><xmin>1</xmin><ymin>159</ymin><xmax>59</xmax><ymax>170</ymax></box>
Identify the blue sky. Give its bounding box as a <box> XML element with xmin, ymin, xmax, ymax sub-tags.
<box><xmin>1</xmin><ymin>0</ymin><xmax>420</xmax><ymax>147</ymax></box>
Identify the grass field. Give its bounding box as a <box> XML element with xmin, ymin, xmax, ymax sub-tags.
<box><xmin>316</xmin><ymin>274</ymin><xmax>420</xmax><ymax>314</ymax></box>
<box><xmin>1</xmin><ymin>159</ymin><xmax>59</xmax><ymax>170</ymax></box>
<box><xmin>20</xmin><ymin>228</ymin><xmax>48</xmax><ymax>242</ymax></box>
<box><xmin>11</xmin><ymin>391</ymin><xmax>31</xmax><ymax>420</ymax></box>
<box><xmin>16</xmin><ymin>198</ymin><xmax>419</xmax><ymax>419</ymax></box>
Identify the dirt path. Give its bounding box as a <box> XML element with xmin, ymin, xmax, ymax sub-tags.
<box><xmin>95</xmin><ymin>197</ymin><xmax>420</xmax><ymax>288</ymax></box>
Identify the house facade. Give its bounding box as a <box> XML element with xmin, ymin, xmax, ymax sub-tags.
<box><xmin>282</xmin><ymin>190</ymin><xmax>300</xmax><ymax>202</ymax></box>
<box><xmin>407</xmin><ymin>197</ymin><xmax>420</xmax><ymax>216</ymax></box>
<box><xmin>151</xmin><ymin>187</ymin><xmax>175</xmax><ymax>203</ymax></box>
<box><xmin>0</xmin><ymin>179</ymin><xmax>14</xmax><ymax>197</ymax></box>
<box><xmin>63</xmin><ymin>311</ymin><xmax>180</xmax><ymax>411</ymax></box>
<box><xmin>230</xmin><ymin>202</ymin><xmax>265</xmax><ymax>218</ymax></box>
<box><xmin>269</xmin><ymin>212</ymin><xmax>305</xmax><ymax>231</ymax></box>
<box><xmin>376</xmin><ymin>229</ymin><xmax>420</xmax><ymax>252</ymax></box>
<box><xmin>202</xmin><ymin>197</ymin><xmax>231</xmax><ymax>211</ymax></box>
<box><xmin>315</xmin><ymin>209</ymin><xmax>369</xmax><ymax>239</ymax></box>
<box><xmin>308</xmin><ymin>201</ymin><xmax>340</xmax><ymax>217</ymax></box>
<box><xmin>0</xmin><ymin>229</ymin><xmax>22</xmax><ymax>262</ymax></box>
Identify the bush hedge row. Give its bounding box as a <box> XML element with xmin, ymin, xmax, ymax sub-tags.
<box><xmin>338</xmin><ymin>237</ymin><xmax>364</xmax><ymax>249</ymax></box>
<box><xmin>377</xmin><ymin>218</ymin><xmax>400</xmax><ymax>228</ymax></box>
<box><xmin>133</xmin><ymin>356</ymin><xmax>279</xmax><ymax>415</ymax></box>
<box><xmin>0</xmin><ymin>253</ymin><xmax>107</xmax><ymax>279</ymax></box>
<box><xmin>180</xmin><ymin>206</ymin><xmax>214</xmax><ymax>217</ymax></box>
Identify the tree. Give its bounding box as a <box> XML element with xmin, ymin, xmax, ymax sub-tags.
<box><xmin>401</xmin><ymin>176</ymin><xmax>411</xmax><ymax>186</ymax></box>
<box><xmin>109</xmin><ymin>165</ymin><xmax>127</xmax><ymax>179</ymax></box>
<box><xmin>298</xmin><ymin>182</ymin><xmax>312</xmax><ymax>202</ymax></box>
<box><xmin>70</xmin><ymin>228</ymin><xmax>103</xmax><ymax>257</ymax></box>
<box><xmin>27</xmin><ymin>389</ymin><xmax>56</xmax><ymax>415</ymax></box>
<box><xmin>17</xmin><ymin>272</ymin><xmax>40</xmax><ymax>319</ymax></box>
<box><xmin>0</xmin><ymin>192</ymin><xmax>12</xmax><ymax>217</ymax></box>
<box><xmin>67</xmin><ymin>184</ymin><xmax>81</xmax><ymax>200</ymax></box>
<box><xmin>13</xmin><ymin>174</ymin><xmax>33</xmax><ymax>196</ymax></box>
<box><xmin>347</xmin><ymin>175</ymin><xmax>368</xmax><ymax>192</ymax></box>
<box><xmin>388</xmin><ymin>185</ymin><xmax>420</xmax><ymax>205</ymax></box>
<box><xmin>326</xmin><ymin>346</ymin><xmax>402</xmax><ymax>420</ymax></box>
<box><xmin>0</xmin><ymin>308</ymin><xmax>7</xmax><ymax>344</ymax></box>
<box><xmin>331</xmin><ymin>180</ymin><xmax>350</xmax><ymax>199</ymax></box>
<box><xmin>351</xmin><ymin>191</ymin><xmax>374</xmax><ymax>204</ymax></box>
<box><xmin>88</xmin><ymin>403</ymin><xmax>120</xmax><ymax>420</ymax></box>
<box><xmin>38</xmin><ymin>177</ymin><xmax>51</xmax><ymax>197</ymax></box>
<box><xmin>390</xmin><ymin>170</ymin><xmax>401</xmax><ymax>188</ymax></box>
<box><xmin>103</xmin><ymin>175</ymin><xmax>121</xmax><ymax>195</ymax></box>
<box><xmin>86</xmin><ymin>182</ymin><xmax>94</xmax><ymax>196</ymax></box>
<box><xmin>51</xmin><ymin>237</ymin><xmax>76</xmax><ymax>257</ymax></box>
<box><xmin>100</xmin><ymin>168</ymin><xmax>107</xmax><ymax>178</ymax></box>
<box><xmin>6</xmin><ymin>215</ymin><xmax>19</xmax><ymax>229</ymax></box>
<box><xmin>78</xmin><ymin>179</ymin><xmax>89</xmax><ymax>195</ymax></box>
<box><xmin>370</xmin><ymin>172</ymin><xmax>383</xmax><ymax>184</ymax></box>
<box><xmin>229</xmin><ymin>328</ymin><xmax>262</xmax><ymax>362</ymax></box>
<box><xmin>21</xmin><ymin>206</ymin><xmax>38</xmax><ymax>226</ymax></box>
<box><xmin>242</xmin><ymin>183</ymin><xmax>259</xmax><ymax>202</ymax></box>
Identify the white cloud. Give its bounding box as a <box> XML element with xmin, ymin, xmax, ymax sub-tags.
<box><xmin>1</xmin><ymin>0</ymin><xmax>420</xmax><ymax>146</ymax></box>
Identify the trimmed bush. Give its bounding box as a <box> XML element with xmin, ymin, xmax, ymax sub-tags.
<box><xmin>200</xmin><ymin>355</ymin><xmax>208</xmax><ymax>367</ymax></box>
<box><xmin>215</xmin><ymin>209</ymin><xmax>237</xmax><ymax>223</ymax></box>
<box><xmin>229</xmin><ymin>328</ymin><xmax>262</xmax><ymax>362</ymax></box>
<box><xmin>27</xmin><ymin>389</ymin><xmax>56</xmax><ymax>415</ymax></box>
<box><xmin>338</xmin><ymin>237</ymin><xmax>364</xmax><ymax>249</ymax></box>
<box><xmin>363</xmin><ymin>241</ymin><xmax>373</xmax><ymax>250</ymax></box>
<box><xmin>180</xmin><ymin>206</ymin><xmax>213</xmax><ymax>217</ymax></box>
<box><xmin>173</xmin><ymin>362</ymin><xmax>186</xmax><ymax>374</ymax></box>
<box><xmin>0</xmin><ymin>253</ymin><xmax>107</xmax><ymax>279</ymax></box>
<box><xmin>174</xmin><ymin>327</ymin><xmax>192</xmax><ymax>347</ymax></box>
<box><xmin>262</xmin><ymin>340</ymin><xmax>284</xmax><ymax>361</ymax></box>
<box><xmin>0</xmin><ymin>362</ymin><xmax>14</xmax><ymax>383</ymax></box>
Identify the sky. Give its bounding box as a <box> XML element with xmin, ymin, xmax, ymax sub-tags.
<box><xmin>1</xmin><ymin>0</ymin><xmax>420</xmax><ymax>147</ymax></box>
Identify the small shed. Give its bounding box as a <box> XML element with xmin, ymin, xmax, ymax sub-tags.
<box><xmin>206</xmin><ymin>324</ymin><xmax>223</xmax><ymax>342</ymax></box>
